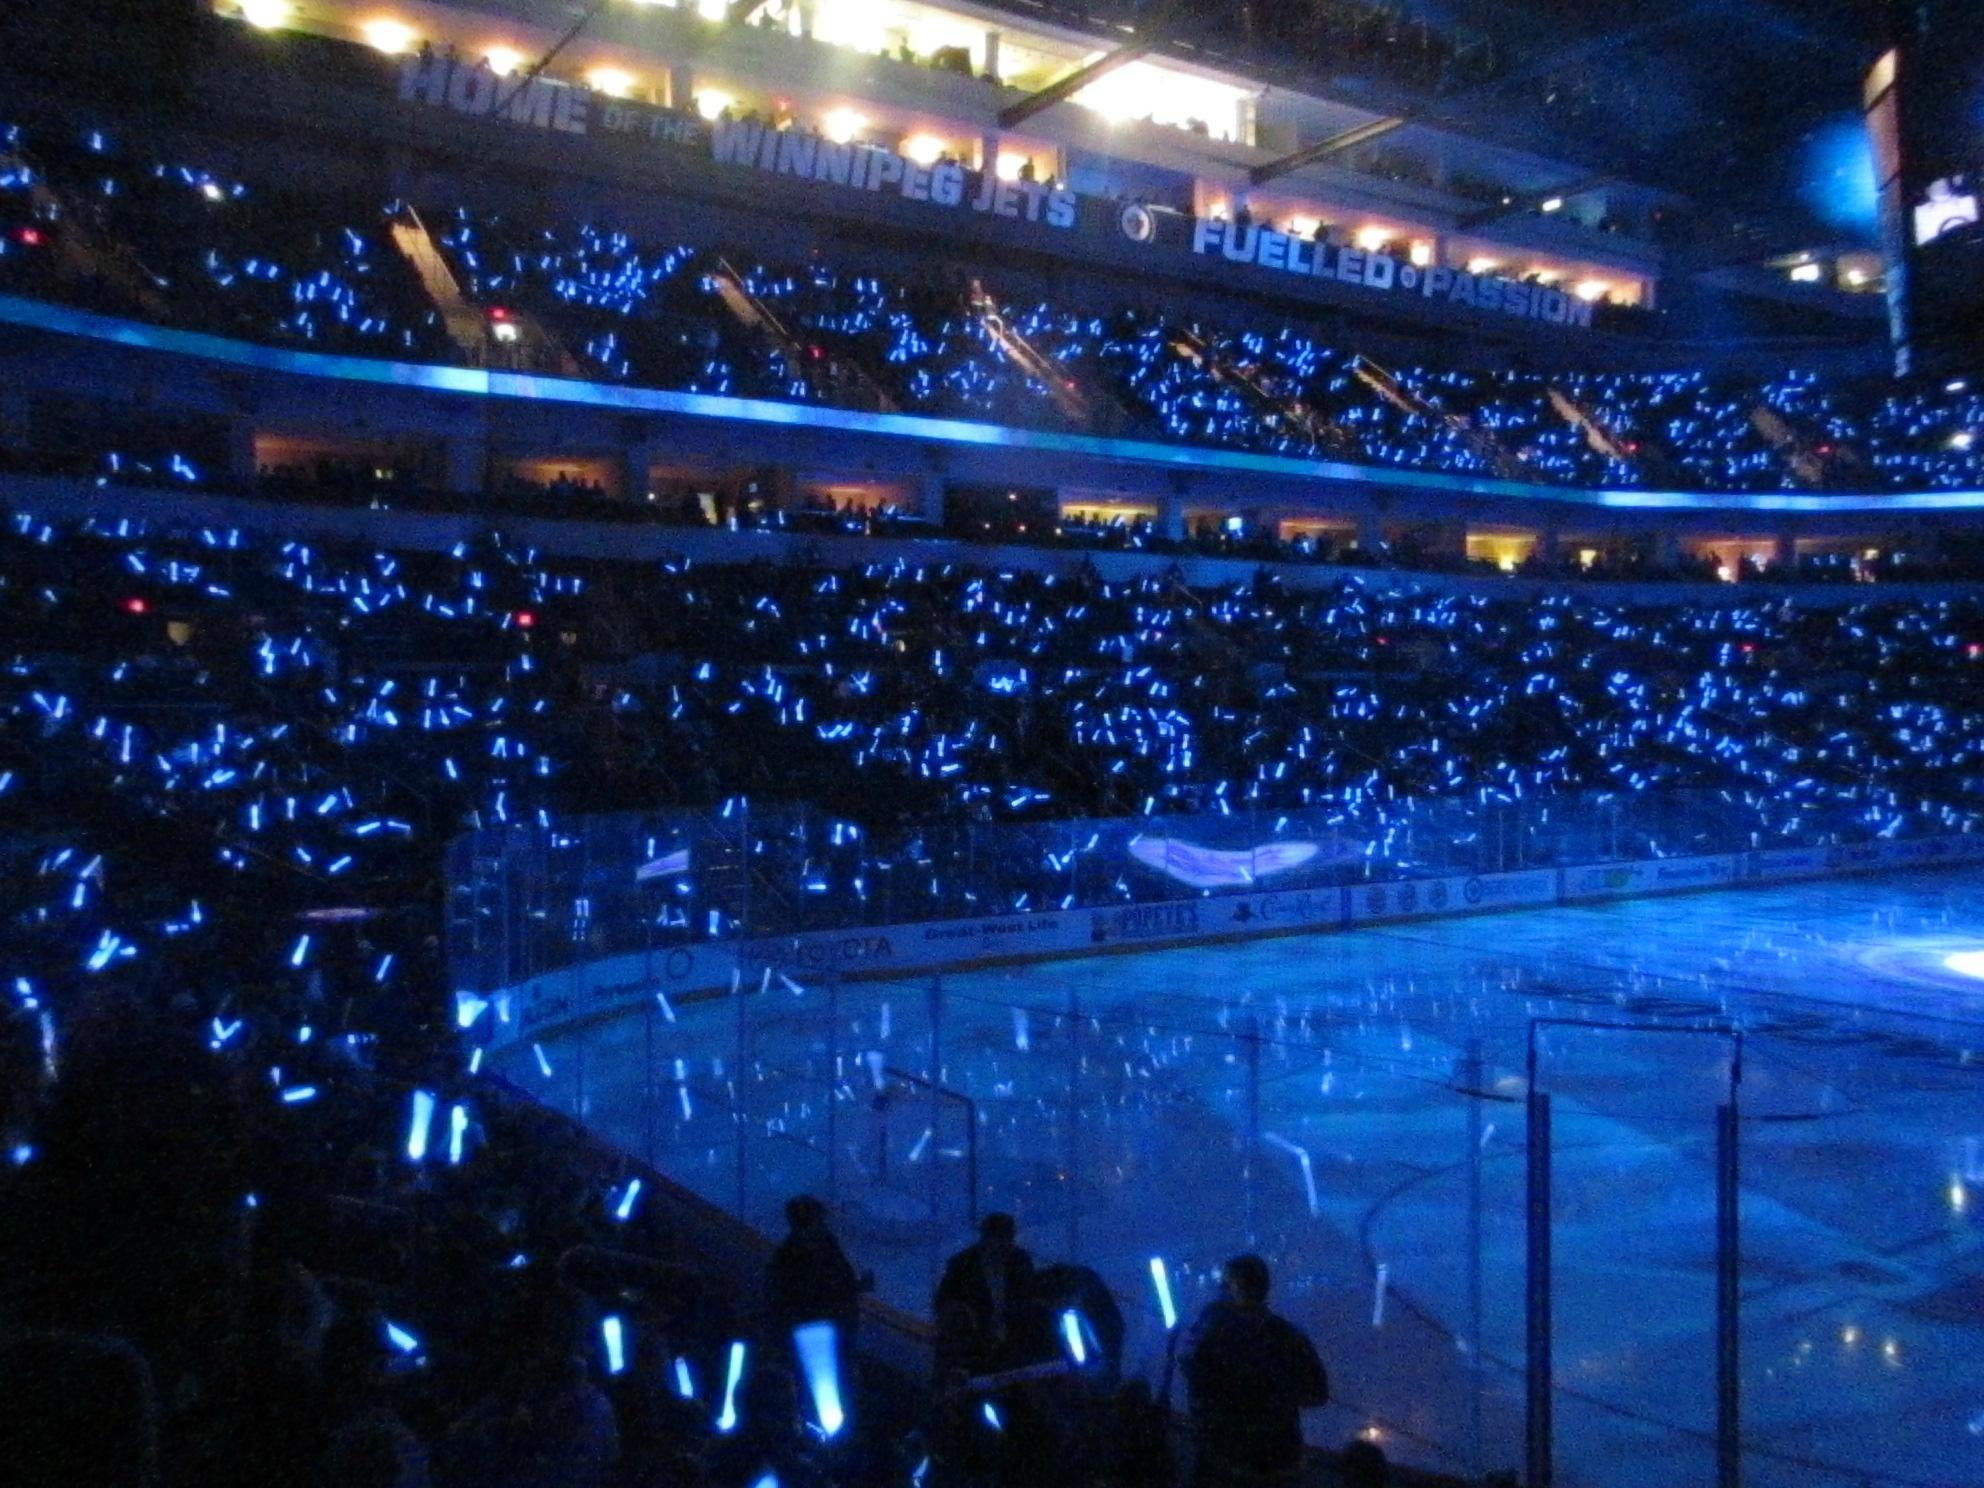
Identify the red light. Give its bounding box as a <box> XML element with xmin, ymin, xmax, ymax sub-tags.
<box><xmin>122</xmin><ymin>596</ymin><xmax>147</xmax><ymax>615</ymax></box>
<box><xmin>1376</xmin><ymin>635</ymin><xmax>1389</xmax><ymax>646</ymax></box>
<box><xmin>513</xmin><ymin>610</ymin><xmax>535</xmax><ymax>629</ymax></box>
<box><xmin>1968</xmin><ymin>644</ymin><xmax>1981</xmax><ymax>660</ymax></box>
<box><xmin>488</xmin><ymin>307</ymin><xmax>511</xmax><ymax>322</ymax></box>
<box><xmin>1740</xmin><ymin>643</ymin><xmax>1755</xmax><ymax>654</ymax></box>
<box><xmin>1816</xmin><ymin>443</ymin><xmax>1833</xmax><ymax>456</ymax></box>
<box><xmin>17</xmin><ymin>227</ymin><xmax>43</xmax><ymax>247</ymax></box>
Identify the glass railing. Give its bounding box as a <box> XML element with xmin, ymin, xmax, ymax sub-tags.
<box><xmin>445</xmin><ymin>788</ymin><xmax>1939</xmax><ymax>998</ymax></box>
<box><xmin>485</xmin><ymin>843</ymin><xmax>1984</xmax><ymax>1488</ymax></box>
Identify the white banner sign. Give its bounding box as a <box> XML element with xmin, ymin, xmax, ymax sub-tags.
<box><xmin>1184</xmin><ymin>218</ymin><xmax>1596</xmax><ymax>330</ymax></box>
<box><xmin>710</xmin><ymin>119</ymin><xmax>1078</xmax><ymax>229</ymax></box>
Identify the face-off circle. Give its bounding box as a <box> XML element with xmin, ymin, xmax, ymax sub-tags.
<box><xmin>1851</xmin><ymin>936</ymin><xmax>1984</xmax><ymax>996</ymax></box>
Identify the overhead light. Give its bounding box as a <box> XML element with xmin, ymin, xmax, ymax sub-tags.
<box><xmin>695</xmin><ymin>89</ymin><xmax>735</xmax><ymax>121</ymax></box>
<box><xmin>1844</xmin><ymin>267</ymin><xmax>1868</xmax><ymax>286</ymax></box>
<box><xmin>697</xmin><ymin>0</ymin><xmax>727</xmax><ymax>17</ymax></box>
<box><xmin>588</xmin><ymin>67</ymin><xmax>635</xmax><ymax>98</ymax></box>
<box><xmin>1466</xmin><ymin>255</ymin><xmax>1501</xmax><ymax>274</ymax></box>
<box><xmin>484</xmin><ymin>46</ymin><xmax>524</xmax><ymax>77</ymax></box>
<box><xmin>823</xmin><ymin>107</ymin><xmax>867</xmax><ymax>145</ymax></box>
<box><xmin>1409</xmin><ymin>241</ymin><xmax>1433</xmax><ymax>266</ymax></box>
<box><xmin>1572</xmin><ymin>279</ymin><xmax>1611</xmax><ymax>301</ymax></box>
<box><xmin>1943</xmin><ymin>949</ymin><xmax>1984</xmax><ymax>978</ymax></box>
<box><xmin>902</xmin><ymin>133</ymin><xmax>946</xmax><ymax>166</ymax></box>
<box><xmin>1286</xmin><ymin>215</ymin><xmax>1320</xmax><ymax>239</ymax></box>
<box><xmin>1950</xmin><ymin>431</ymin><xmax>1975</xmax><ymax>451</ymax></box>
<box><xmin>995</xmin><ymin>151</ymin><xmax>1031</xmax><ymax>181</ymax></box>
<box><xmin>362</xmin><ymin>18</ymin><xmax>417</xmax><ymax>55</ymax></box>
<box><xmin>239</xmin><ymin>0</ymin><xmax>291</xmax><ymax>29</ymax></box>
<box><xmin>1947</xmin><ymin>379</ymin><xmax>1969</xmax><ymax>394</ymax></box>
<box><xmin>1788</xmin><ymin>262</ymin><xmax>1822</xmax><ymax>283</ymax></box>
<box><xmin>1540</xmin><ymin>196</ymin><xmax>1564</xmax><ymax>213</ymax></box>
<box><xmin>1353</xmin><ymin>225</ymin><xmax>1390</xmax><ymax>252</ymax></box>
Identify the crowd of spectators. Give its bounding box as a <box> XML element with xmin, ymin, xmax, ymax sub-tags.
<box><xmin>0</xmin><ymin>509</ymin><xmax>1002</xmax><ymax>1487</ymax></box>
<box><xmin>9</xmin><ymin>498</ymin><xmax>1984</xmax><ymax>991</ymax></box>
<box><xmin>0</xmin><ymin>122</ymin><xmax>449</xmax><ymax>362</ymax></box>
<box><xmin>5</xmin><ymin>119</ymin><xmax>1984</xmax><ymax>499</ymax></box>
<box><xmin>0</xmin><ymin>497</ymin><xmax>1637</xmax><ymax>1483</ymax></box>
<box><xmin>7</xmin><ymin>449</ymin><xmax>1984</xmax><ymax>1484</ymax></box>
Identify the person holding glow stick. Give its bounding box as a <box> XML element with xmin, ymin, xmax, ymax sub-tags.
<box><xmin>317</xmin><ymin>1304</ymin><xmax>432</xmax><ymax>1488</ymax></box>
<box><xmin>765</xmin><ymin>1194</ymin><xmax>870</xmax><ymax>1343</ymax></box>
<box><xmin>765</xmin><ymin>1194</ymin><xmax>870</xmax><ymax>1442</ymax></box>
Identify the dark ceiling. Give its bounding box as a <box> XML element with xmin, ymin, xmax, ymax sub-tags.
<box><xmin>1425</xmin><ymin>0</ymin><xmax>1895</xmax><ymax>199</ymax></box>
<box><xmin>1072</xmin><ymin>0</ymin><xmax>1899</xmax><ymax>220</ymax></box>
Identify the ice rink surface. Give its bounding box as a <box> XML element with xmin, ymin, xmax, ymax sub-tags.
<box><xmin>509</xmin><ymin>869</ymin><xmax>1984</xmax><ymax>1487</ymax></box>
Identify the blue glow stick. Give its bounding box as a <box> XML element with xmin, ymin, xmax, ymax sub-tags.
<box><xmin>793</xmin><ymin>1321</ymin><xmax>845</xmax><ymax>1438</ymax></box>
<box><xmin>602</xmin><ymin>1315</ymin><xmax>627</xmax><ymax>1376</ymax></box>
<box><xmin>1150</xmin><ymin>1257</ymin><xmax>1178</xmax><ymax>1330</ymax></box>
<box><xmin>673</xmin><ymin>1356</ymin><xmax>696</xmax><ymax>1399</ymax></box>
<box><xmin>614</xmin><ymin>1178</ymin><xmax>642</xmax><ymax>1222</ymax></box>
<box><xmin>982</xmin><ymin>1400</ymin><xmax>1003</xmax><ymax>1431</ymax></box>
<box><xmin>280</xmin><ymin>1086</ymin><xmax>318</xmax><ymax>1104</ymax></box>
<box><xmin>1060</xmin><ymin>1309</ymin><xmax>1088</xmax><ymax>1365</ymax></box>
<box><xmin>406</xmin><ymin>1090</ymin><xmax>436</xmax><ymax>1163</ymax></box>
<box><xmin>716</xmin><ymin>1340</ymin><xmax>747</xmax><ymax>1433</ymax></box>
<box><xmin>384</xmin><ymin>1321</ymin><xmax>420</xmax><ymax>1354</ymax></box>
<box><xmin>447</xmin><ymin>1104</ymin><xmax>469</xmax><ymax>1165</ymax></box>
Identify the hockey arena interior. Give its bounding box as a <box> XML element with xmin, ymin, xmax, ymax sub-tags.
<box><xmin>5</xmin><ymin>4</ymin><xmax>1984</xmax><ymax>1487</ymax></box>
